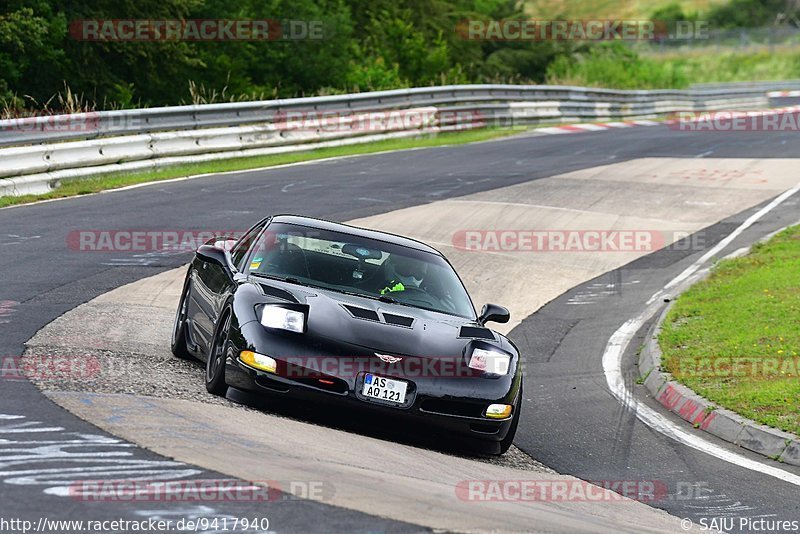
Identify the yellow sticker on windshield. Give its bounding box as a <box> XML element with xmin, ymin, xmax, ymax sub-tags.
<box><xmin>250</xmin><ymin>257</ymin><xmax>263</xmax><ymax>270</ymax></box>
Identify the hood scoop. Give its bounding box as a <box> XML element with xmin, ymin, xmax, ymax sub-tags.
<box><xmin>459</xmin><ymin>326</ymin><xmax>495</xmax><ymax>340</ymax></box>
<box><xmin>341</xmin><ymin>305</ymin><xmax>415</xmax><ymax>328</ymax></box>
<box><xmin>382</xmin><ymin>312</ymin><xmax>415</xmax><ymax>328</ymax></box>
<box><xmin>258</xmin><ymin>283</ymin><xmax>298</xmax><ymax>302</ymax></box>
<box><xmin>342</xmin><ymin>305</ymin><xmax>380</xmax><ymax>322</ymax></box>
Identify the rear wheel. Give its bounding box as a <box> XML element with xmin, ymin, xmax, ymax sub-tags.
<box><xmin>205</xmin><ymin>308</ymin><xmax>232</xmax><ymax>396</ymax></box>
<box><xmin>171</xmin><ymin>277</ymin><xmax>192</xmax><ymax>359</ymax></box>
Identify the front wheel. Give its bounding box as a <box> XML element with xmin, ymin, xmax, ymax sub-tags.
<box><xmin>205</xmin><ymin>308</ymin><xmax>232</xmax><ymax>396</ymax></box>
<box><xmin>171</xmin><ymin>276</ymin><xmax>193</xmax><ymax>359</ymax></box>
<box><xmin>497</xmin><ymin>386</ymin><xmax>522</xmax><ymax>455</ymax></box>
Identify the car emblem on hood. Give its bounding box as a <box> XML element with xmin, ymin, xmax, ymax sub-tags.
<box><xmin>375</xmin><ymin>353</ymin><xmax>403</xmax><ymax>364</ymax></box>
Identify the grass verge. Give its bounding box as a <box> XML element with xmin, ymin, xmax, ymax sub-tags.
<box><xmin>523</xmin><ymin>0</ymin><xmax>722</xmax><ymax>20</ymax></box>
<box><xmin>547</xmin><ymin>42</ymin><xmax>800</xmax><ymax>90</ymax></box>
<box><xmin>648</xmin><ymin>46</ymin><xmax>800</xmax><ymax>86</ymax></box>
<box><xmin>659</xmin><ymin>225</ymin><xmax>800</xmax><ymax>435</ymax></box>
<box><xmin>0</xmin><ymin>127</ymin><xmax>521</xmax><ymax>209</ymax></box>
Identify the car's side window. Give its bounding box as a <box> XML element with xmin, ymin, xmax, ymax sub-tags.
<box><xmin>231</xmin><ymin>219</ymin><xmax>269</xmax><ymax>271</ymax></box>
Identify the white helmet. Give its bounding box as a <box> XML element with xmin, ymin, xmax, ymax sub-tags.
<box><xmin>385</xmin><ymin>254</ymin><xmax>427</xmax><ymax>288</ymax></box>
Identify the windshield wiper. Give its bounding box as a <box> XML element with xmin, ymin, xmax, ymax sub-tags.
<box><xmin>306</xmin><ymin>285</ymin><xmax>404</xmax><ymax>307</ymax></box>
<box><xmin>318</xmin><ymin>286</ymin><xmax>385</xmax><ymax>300</ymax></box>
<box><xmin>251</xmin><ymin>273</ymin><xmax>359</xmax><ymax>296</ymax></box>
<box><xmin>323</xmin><ymin>287</ymin><xmax>396</xmax><ymax>303</ymax></box>
<box><xmin>249</xmin><ymin>272</ymin><xmax>304</xmax><ymax>286</ymax></box>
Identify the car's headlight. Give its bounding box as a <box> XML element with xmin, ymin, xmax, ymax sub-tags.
<box><xmin>260</xmin><ymin>306</ymin><xmax>305</xmax><ymax>333</ymax></box>
<box><xmin>469</xmin><ymin>348</ymin><xmax>511</xmax><ymax>375</ymax></box>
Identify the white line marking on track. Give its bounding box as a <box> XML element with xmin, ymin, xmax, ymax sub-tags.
<box><xmin>602</xmin><ymin>182</ymin><xmax>800</xmax><ymax>488</ymax></box>
<box><xmin>573</xmin><ymin>124</ymin><xmax>610</xmax><ymax>131</ymax></box>
<box><xmin>534</xmin><ymin>127</ymin><xmax>572</xmax><ymax>134</ymax></box>
<box><xmin>666</xmin><ymin>184</ymin><xmax>800</xmax><ymax>291</ymax></box>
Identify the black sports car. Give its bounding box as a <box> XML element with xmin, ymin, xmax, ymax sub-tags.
<box><xmin>172</xmin><ymin>215</ymin><xmax>522</xmax><ymax>454</ymax></box>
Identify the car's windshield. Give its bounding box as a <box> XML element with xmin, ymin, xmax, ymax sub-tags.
<box><xmin>246</xmin><ymin>222</ymin><xmax>475</xmax><ymax>319</ymax></box>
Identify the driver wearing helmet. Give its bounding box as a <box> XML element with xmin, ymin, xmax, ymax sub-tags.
<box><xmin>379</xmin><ymin>254</ymin><xmax>428</xmax><ymax>295</ymax></box>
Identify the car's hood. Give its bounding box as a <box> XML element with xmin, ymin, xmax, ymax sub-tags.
<box><xmin>253</xmin><ymin>280</ymin><xmax>500</xmax><ymax>358</ymax></box>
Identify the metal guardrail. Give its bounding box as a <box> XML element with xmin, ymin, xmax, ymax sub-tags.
<box><xmin>0</xmin><ymin>84</ymin><xmax>772</xmax><ymax>147</ymax></box>
<box><xmin>0</xmin><ymin>84</ymin><xmax>770</xmax><ymax>197</ymax></box>
<box><xmin>691</xmin><ymin>80</ymin><xmax>800</xmax><ymax>91</ymax></box>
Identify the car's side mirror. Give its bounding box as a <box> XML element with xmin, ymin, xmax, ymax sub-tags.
<box><xmin>478</xmin><ymin>303</ymin><xmax>510</xmax><ymax>325</ymax></box>
<box><xmin>197</xmin><ymin>244</ymin><xmax>230</xmax><ymax>269</ymax></box>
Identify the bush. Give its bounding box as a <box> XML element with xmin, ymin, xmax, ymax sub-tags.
<box><xmin>708</xmin><ymin>0</ymin><xmax>796</xmax><ymax>29</ymax></box>
<box><xmin>545</xmin><ymin>42</ymin><xmax>689</xmax><ymax>89</ymax></box>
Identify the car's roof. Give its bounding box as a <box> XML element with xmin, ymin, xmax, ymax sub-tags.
<box><xmin>270</xmin><ymin>215</ymin><xmax>441</xmax><ymax>255</ymax></box>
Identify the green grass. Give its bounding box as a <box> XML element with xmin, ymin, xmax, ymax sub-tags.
<box><xmin>546</xmin><ymin>42</ymin><xmax>690</xmax><ymax>89</ymax></box>
<box><xmin>659</xmin><ymin>226</ymin><xmax>800</xmax><ymax>435</ymax></box>
<box><xmin>524</xmin><ymin>0</ymin><xmax>723</xmax><ymax>19</ymax></box>
<box><xmin>646</xmin><ymin>46</ymin><xmax>800</xmax><ymax>85</ymax></box>
<box><xmin>547</xmin><ymin>43</ymin><xmax>800</xmax><ymax>90</ymax></box>
<box><xmin>0</xmin><ymin>128</ymin><xmax>521</xmax><ymax>209</ymax></box>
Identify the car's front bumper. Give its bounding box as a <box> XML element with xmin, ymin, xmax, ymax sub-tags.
<box><xmin>224</xmin><ymin>323</ymin><xmax>522</xmax><ymax>443</ymax></box>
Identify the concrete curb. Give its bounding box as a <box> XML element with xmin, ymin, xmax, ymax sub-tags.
<box><xmin>639</xmin><ymin>300</ymin><xmax>800</xmax><ymax>467</ymax></box>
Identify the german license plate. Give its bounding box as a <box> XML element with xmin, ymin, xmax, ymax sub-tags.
<box><xmin>362</xmin><ymin>374</ymin><xmax>407</xmax><ymax>403</ymax></box>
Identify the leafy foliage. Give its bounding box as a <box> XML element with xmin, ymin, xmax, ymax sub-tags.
<box><xmin>546</xmin><ymin>41</ymin><xmax>689</xmax><ymax>89</ymax></box>
<box><xmin>707</xmin><ymin>0</ymin><xmax>800</xmax><ymax>29</ymax></box>
<box><xmin>2</xmin><ymin>0</ymin><xmax>560</xmax><ymax>110</ymax></box>
<box><xmin>1</xmin><ymin>0</ymin><xmax>795</xmax><ymax>112</ymax></box>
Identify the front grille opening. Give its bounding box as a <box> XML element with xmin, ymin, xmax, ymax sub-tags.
<box><xmin>255</xmin><ymin>375</ymin><xmax>290</xmax><ymax>393</ymax></box>
<box><xmin>469</xmin><ymin>423</ymin><xmax>500</xmax><ymax>434</ymax></box>
<box><xmin>420</xmin><ymin>398</ymin><xmax>485</xmax><ymax>418</ymax></box>
<box><xmin>343</xmin><ymin>305</ymin><xmax>380</xmax><ymax>321</ymax></box>
<box><xmin>293</xmin><ymin>376</ymin><xmax>349</xmax><ymax>394</ymax></box>
<box><xmin>382</xmin><ymin>313</ymin><xmax>414</xmax><ymax>327</ymax></box>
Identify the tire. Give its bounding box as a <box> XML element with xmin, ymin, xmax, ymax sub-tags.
<box><xmin>171</xmin><ymin>276</ymin><xmax>193</xmax><ymax>359</ymax></box>
<box><xmin>205</xmin><ymin>307</ymin><xmax>232</xmax><ymax>396</ymax></box>
<box><xmin>498</xmin><ymin>387</ymin><xmax>522</xmax><ymax>455</ymax></box>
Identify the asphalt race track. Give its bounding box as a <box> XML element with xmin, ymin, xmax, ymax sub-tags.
<box><xmin>2</xmin><ymin>119</ymin><xmax>800</xmax><ymax>532</ymax></box>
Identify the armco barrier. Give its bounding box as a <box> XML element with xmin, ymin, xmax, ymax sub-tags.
<box><xmin>691</xmin><ymin>79</ymin><xmax>800</xmax><ymax>92</ymax></box>
<box><xmin>0</xmin><ymin>84</ymin><xmax>770</xmax><ymax>197</ymax></box>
